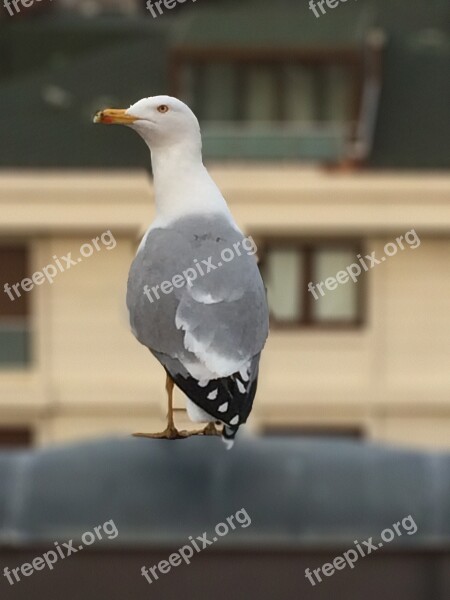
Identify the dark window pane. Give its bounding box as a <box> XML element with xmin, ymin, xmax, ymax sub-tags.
<box><xmin>0</xmin><ymin>324</ymin><xmax>30</xmax><ymax>366</ymax></box>
<box><xmin>0</xmin><ymin>427</ymin><xmax>32</xmax><ymax>448</ymax></box>
<box><xmin>0</xmin><ymin>246</ymin><xmax>29</xmax><ymax>317</ymax></box>
<box><xmin>0</xmin><ymin>245</ymin><xmax>30</xmax><ymax>366</ymax></box>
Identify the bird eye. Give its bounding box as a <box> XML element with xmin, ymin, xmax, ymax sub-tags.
<box><xmin>157</xmin><ymin>105</ymin><xmax>169</xmax><ymax>114</ymax></box>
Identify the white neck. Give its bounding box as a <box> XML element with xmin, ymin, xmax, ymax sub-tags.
<box><xmin>149</xmin><ymin>140</ymin><xmax>231</xmax><ymax>226</ymax></box>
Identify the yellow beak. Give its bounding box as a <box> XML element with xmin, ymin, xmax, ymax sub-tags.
<box><xmin>93</xmin><ymin>109</ymin><xmax>138</xmax><ymax>125</ymax></box>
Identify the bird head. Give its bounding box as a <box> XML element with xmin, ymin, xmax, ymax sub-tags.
<box><xmin>93</xmin><ymin>95</ymin><xmax>201</xmax><ymax>150</ymax></box>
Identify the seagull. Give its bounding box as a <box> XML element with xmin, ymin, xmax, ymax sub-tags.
<box><xmin>94</xmin><ymin>96</ymin><xmax>269</xmax><ymax>448</ymax></box>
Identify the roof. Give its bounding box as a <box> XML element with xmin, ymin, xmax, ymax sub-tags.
<box><xmin>170</xmin><ymin>5</ymin><xmax>367</xmax><ymax>48</ymax></box>
<box><xmin>0</xmin><ymin>3</ymin><xmax>448</xmax><ymax>167</ymax></box>
<box><xmin>0</xmin><ymin>436</ymin><xmax>449</xmax><ymax>549</ymax></box>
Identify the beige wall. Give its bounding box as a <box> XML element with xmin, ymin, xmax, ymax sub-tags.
<box><xmin>0</xmin><ymin>170</ymin><xmax>449</xmax><ymax>450</ymax></box>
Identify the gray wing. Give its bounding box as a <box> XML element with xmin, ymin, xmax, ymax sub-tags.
<box><xmin>127</xmin><ymin>214</ymin><xmax>269</xmax><ymax>380</ymax></box>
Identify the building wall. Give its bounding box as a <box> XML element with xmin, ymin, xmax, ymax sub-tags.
<box><xmin>0</xmin><ymin>171</ymin><xmax>449</xmax><ymax>449</ymax></box>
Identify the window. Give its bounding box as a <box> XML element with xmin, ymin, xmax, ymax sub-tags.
<box><xmin>170</xmin><ymin>48</ymin><xmax>361</xmax><ymax>126</ymax></box>
<box><xmin>0</xmin><ymin>245</ymin><xmax>31</xmax><ymax>366</ymax></box>
<box><xmin>169</xmin><ymin>42</ymin><xmax>384</xmax><ymax>163</ymax></box>
<box><xmin>260</xmin><ymin>240</ymin><xmax>364</xmax><ymax>328</ymax></box>
<box><xmin>0</xmin><ymin>427</ymin><xmax>33</xmax><ymax>448</ymax></box>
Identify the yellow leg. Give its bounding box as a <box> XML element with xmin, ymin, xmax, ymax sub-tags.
<box><xmin>166</xmin><ymin>374</ymin><xmax>175</xmax><ymax>429</ymax></box>
<box><xmin>133</xmin><ymin>374</ymin><xmax>223</xmax><ymax>440</ymax></box>
<box><xmin>200</xmin><ymin>422</ymin><xmax>222</xmax><ymax>436</ymax></box>
<box><xmin>133</xmin><ymin>374</ymin><xmax>189</xmax><ymax>439</ymax></box>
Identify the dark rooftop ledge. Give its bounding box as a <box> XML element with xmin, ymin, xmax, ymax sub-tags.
<box><xmin>0</xmin><ymin>437</ymin><xmax>449</xmax><ymax>549</ymax></box>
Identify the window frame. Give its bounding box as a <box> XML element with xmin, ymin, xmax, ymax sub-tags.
<box><xmin>257</xmin><ymin>237</ymin><xmax>366</xmax><ymax>330</ymax></box>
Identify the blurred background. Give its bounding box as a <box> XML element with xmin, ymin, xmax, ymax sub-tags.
<box><xmin>0</xmin><ymin>0</ymin><xmax>449</xmax><ymax>599</ymax></box>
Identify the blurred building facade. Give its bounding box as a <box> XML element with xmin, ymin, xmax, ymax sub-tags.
<box><xmin>0</xmin><ymin>0</ymin><xmax>449</xmax><ymax>448</ymax></box>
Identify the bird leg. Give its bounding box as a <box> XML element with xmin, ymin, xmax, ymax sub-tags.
<box><xmin>200</xmin><ymin>422</ymin><xmax>222</xmax><ymax>436</ymax></box>
<box><xmin>133</xmin><ymin>374</ymin><xmax>189</xmax><ymax>440</ymax></box>
<box><xmin>134</xmin><ymin>376</ymin><xmax>223</xmax><ymax>440</ymax></box>
<box><xmin>164</xmin><ymin>374</ymin><xmax>178</xmax><ymax>434</ymax></box>
<box><xmin>184</xmin><ymin>421</ymin><xmax>222</xmax><ymax>437</ymax></box>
